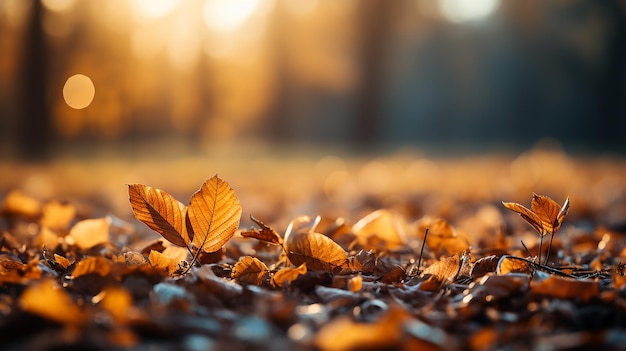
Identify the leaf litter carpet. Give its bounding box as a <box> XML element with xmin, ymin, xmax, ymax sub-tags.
<box><xmin>1</xmin><ymin>148</ymin><xmax>626</xmax><ymax>350</ymax></box>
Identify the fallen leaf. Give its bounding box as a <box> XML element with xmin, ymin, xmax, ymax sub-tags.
<box><xmin>1</xmin><ymin>190</ymin><xmax>41</xmax><ymax>218</ymax></box>
<box><xmin>40</xmin><ymin>200</ymin><xmax>76</xmax><ymax>232</ymax></box>
<box><xmin>232</xmin><ymin>256</ymin><xmax>270</xmax><ymax>285</ymax></box>
<box><xmin>502</xmin><ymin>193</ymin><xmax>569</xmax><ymax>236</ymax></box>
<box><xmin>54</xmin><ymin>253</ymin><xmax>72</xmax><ymax>269</ymax></box>
<box><xmin>240</xmin><ymin>215</ymin><xmax>282</xmax><ymax>245</ymax></box>
<box><xmin>186</xmin><ymin>175</ymin><xmax>242</xmax><ymax>253</ymax></box>
<box><xmin>67</xmin><ymin>217</ymin><xmax>111</xmax><ymax>249</ymax></box>
<box><xmin>148</xmin><ymin>250</ymin><xmax>183</xmax><ymax>275</ymax></box>
<box><xmin>100</xmin><ymin>286</ymin><xmax>134</xmax><ymax>324</ymax></box>
<box><xmin>421</xmin><ymin>253</ymin><xmax>462</xmax><ymax>285</ymax></box>
<box><xmin>72</xmin><ymin>256</ymin><xmax>112</xmax><ymax>278</ymax></box>
<box><xmin>33</xmin><ymin>226</ymin><xmax>60</xmax><ymax>250</ymax></box>
<box><xmin>19</xmin><ymin>279</ymin><xmax>84</xmax><ymax>325</ymax></box>
<box><xmin>416</xmin><ymin>217</ymin><xmax>469</xmax><ymax>256</ymax></box>
<box><xmin>347</xmin><ymin>274</ymin><xmax>362</xmax><ymax>292</ymax></box>
<box><xmin>352</xmin><ymin>209</ymin><xmax>406</xmax><ymax>250</ymax></box>
<box><xmin>470</xmin><ymin>255</ymin><xmax>501</xmax><ymax>279</ymax></box>
<box><xmin>285</xmin><ymin>231</ymin><xmax>347</xmax><ymax>271</ymax></box>
<box><xmin>531</xmin><ymin>275</ymin><xmax>599</xmax><ymax>303</ymax></box>
<box><xmin>128</xmin><ymin>184</ymin><xmax>190</xmax><ymax>247</ymax></box>
<box><xmin>496</xmin><ymin>256</ymin><xmax>531</xmax><ymax>275</ymax></box>
<box><xmin>271</xmin><ymin>263</ymin><xmax>307</xmax><ymax>288</ymax></box>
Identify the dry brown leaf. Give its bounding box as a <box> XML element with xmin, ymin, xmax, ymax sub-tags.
<box><xmin>72</xmin><ymin>256</ymin><xmax>112</xmax><ymax>278</ymax></box>
<box><xmin>502</xmin><ymin>193</ymin><xmax>570</xmax><ymax>236</ymax></box>
<box><xmin>232</xmin><ymin>256</ymin><xmax>270</xmax><ymax>285</ymax></box>
<box><xmin>187</xmin><ymin>175</ymin><xmax>242</xmax><ymax>253</ymax></box>
<box><xmin>19</xmin><ymin>279</ymin><xmax>84</xmax><ymax>325</ymax></box>
<box><xmin>240</xmin><ymin>215</ymin><xmax>282</xmax><ymax>245</ymax></box>
<box><xmin>352</xmin><ymin>209</ymin><xmax>407</xmax><ymax>250</ymax></box>
<box><xmin>285</xmin><ymin>231</ymin><xmax>347</xmax><ymax>271</ymax></box>
<box><xmin>416</xmin><ymin>217</ymin><xmax>469</xmax><ymax>256</ymax></box>
<box><xmin>67</xmin><ymin>217</ymin><xmax>110</xmax><ymax>249</ymax></box>
<box><xmin>128</xmin><ymin>184</ymin><xmax>190</xmax><ymax>247</ymax></box>
<box><xmin>40</xmin><ymin>200</ymin><xmax>76</xmax><ymax>232</ymax></box>
<box><xmin>421</xmin><ymin>253</ymin><xmax>462</xmax><ymax>285</ymax></box>
<box><xmin>271</xmin><ymin>263</ymin><xmax>307</xmax><ymax>288</ymax></box>
<box><xmin>496</xmin><ymin>256</ymin><xmax>531</xmax><ymax>275</ymax></box>
<box><xmin>531</xmin><ymin>275</ymin><xmax>599</xmax><ymax>303</ymax></box>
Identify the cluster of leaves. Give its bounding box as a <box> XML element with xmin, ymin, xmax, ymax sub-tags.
<box><xmin>2</xmin><ymin>176</ymin><xmax>626</xmax><ymax>350</ymax></box>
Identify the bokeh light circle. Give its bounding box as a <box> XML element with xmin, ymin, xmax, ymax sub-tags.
<box><xmin>63</xmin><ymin>74</ymin><xmax>95</xmax><ymax>109</ymax></box>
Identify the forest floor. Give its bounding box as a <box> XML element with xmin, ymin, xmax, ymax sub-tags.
<box><xmin>1</xmin><ymin>145</ymin><xmax>626</xmax><ymax>350</ymax></box>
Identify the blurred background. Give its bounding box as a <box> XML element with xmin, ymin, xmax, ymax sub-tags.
<box><xmin>1</xmin><ymin>0</ymin><xmax>625</xmax><ymax>159</ymax></box>
<box><xmin>1</xmin><ymin>0</ymin><xmax>626</xmax><ymax>231</ymax></box>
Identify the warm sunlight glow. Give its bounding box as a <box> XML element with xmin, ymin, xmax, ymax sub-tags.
<box><xmin>63</xmin><ymin>74</ymin><xmax>95</xmax><ymax>110</ymax></box>
<box><xmin>202</xmin><ymin>0</ymin><xmax>261</xmax><ymax>32</ymax></box>
<box><xmin>439</xmin><ymin>0</ymin><xmax>499</xmax><ymax>23</ymax></box>
<box><xmin>131</xmin><ymin>0</ymin><xmax>180</xmax><ymax>20</ymax></box>
<box><xmin>284</xmin><ymin>0</ymin><xmax>319</xmax><ymax>16</ymax></box>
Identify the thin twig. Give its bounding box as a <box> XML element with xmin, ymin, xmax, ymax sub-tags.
<box><xmin>416</xmin><ymin>228</ymin><xmax>429</xmax><ymax>275</ymax></box>
<box><xmin>544</xmin><ymin>233</ymin><xmax>555</xmax><ymax>265</ymax></box>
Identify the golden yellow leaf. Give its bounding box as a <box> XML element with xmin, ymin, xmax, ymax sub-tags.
<box><xmin>187</xmin><ymin>175</ymin><xmax>242</xmax><ymax>253</ymax></box>
<box><xmin>20</xmin><ymin>279</ymin><xmax>84</xmax><ymax>325</ymax></box>
<box><xmin>100</xmin><ymin>286</ymin><xmax>134</xmax><ymax>324</ymax></box>
<box><xmin>1</xmin><ymin>190</ymin><xmax>41</xmax><ymax>218</ymax></box>
<box><xmin>502</xmin><ymin>193</ymin><xmax>569</xmax><ymax>236</ymax></box>
<box><xmin>128</xmin><ymin>184</ymin><xmax>190</xmax><ymax>247</ymax></box>
<box><xmin>352</xmin><ymin>209</ymin><xmax>406</xmax><ymax>250</ymax></box>
<box><xmin>34</xmin><ymin>226</ymin><xmax>60</xmax><ymax>250</ymax></box>
<box><xmin>285</xmin><ymin>231</ymin><xmax>347</xmax><ymax>271</ymax></box>
<box><xmin>271</xmin><ymin>263</ymin><xmax>307</xmax><ymax>288</ymax></box>
<box><xmin>347</xmin><ymin>274</ymin><xmax>363</xmax><ymax>292</ymax></box>
<box><xmin>496</xmin><ymin>256</ymin><xmax>531</xmax><ymax>275</ymax></box>
<box><xmin>72</xmin><ymin>256</ymin><xmax>112</xmax><ymax>278</ymax></box>
<box><xmin>240</xmin><ymin>215</ymin><xmax>282</xmax><ymax>245</ymax></box>
<box><xmin>232</xmin><ymin>256</ymin><xmax>270</xmax><ymax>285</ymax></box>
<box><xmin>67</xmin><ymin>217</ymin><xmax>110</xmax><ymax>249</ymax></box>
<box><xmin>40</xmin><ymin>200</ymin><xmax>76</xmax><ymax>232</ymax></box>
<box><xmin>148</xmin><ymin>250</ymin><xmax>183</xmax><ymax>275</ymax></box>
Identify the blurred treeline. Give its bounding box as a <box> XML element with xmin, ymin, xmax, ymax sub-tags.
<box><xmin>0</xmin><ymin>0</ymin><xmax>625</xmax><ymax>158</ymax></box>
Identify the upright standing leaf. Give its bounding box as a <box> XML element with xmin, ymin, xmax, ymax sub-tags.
<box><xmin>128</xmin><ymin>184</ymin><xmax>190</xmax><ymax>247</ymax></box>
<box><xmin>187</xmin><ymin>175</ymin><xmax>242</xmax><ymax>253</ymax></box>
<box><xmin>240</xmin><ymin>215</ymin><xmax>283</xmax><ymax>245</ymax></box>
<box><xmin>502</xmin><ymin>193</ymin><xmax>569</xmax><ymax>236</ymax></box>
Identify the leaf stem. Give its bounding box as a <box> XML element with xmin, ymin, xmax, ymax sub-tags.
<box><xmin>416</xmin><ymin>227</ymin><xmax>429</xmax><ymax>275</ymax></box>
<box><xmin>544</xmin><ymin>232</ymin><xmax>555</xmax><ymax>265</ymax></box>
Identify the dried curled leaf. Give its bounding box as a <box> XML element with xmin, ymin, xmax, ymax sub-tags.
<box><xmin>72</xmin><ymin>256</ymin><xmax>112</xmax><ymax>278</ymax></box>
<box><xmin>187</xmin><ymin>175</ymin><xmax>242</xmax><ymax>253</ymax></box>
<box><xmin>502</xmin><ymin>193</ymin><xmax>569</xmax><ymax>236</ymax></box>
<box><xmin>496</xmin><ymin>256</ymin><xmax>531</xmax><ymax>275</ymax></box>
<box><xmin>128</xmin><ymin>184</ymin><xmax>189</xmax><ymax>247</ymax></box>
<box><xmin>421</xmin><ymin>253</ymin><xmax>463</xmax><ymax>285</ymax></box>
<box><xmin>285</xmin><ymin>231</ymin><xmax>347</xmax><ymax>271</ymax></box>
<box><xmin>271</xmin><ymin>263</ymin><xmax>307</xmax><ymax>288</ymax></box>
<box><xmin>232</xmin><ymin>256</ymin><xmax>270</xmax><ymax>285</ymax></box>
<box><xmin>148</xmin><ymin>250</ymin><xmax>184</xmax><ymax>275</ymax></box>
<box><xmin>240</xmin><ymin>215</ymin><xmax>282</xmax><ymax>245</ymax></box>
<box><xmin>416</xmin><ymin>217</ymin><xmax>469</xmax><ymax>256</ymax></box>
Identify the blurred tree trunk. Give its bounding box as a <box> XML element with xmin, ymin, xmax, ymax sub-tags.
<box><xmin>18</xmin><ymin>0</ymin><xmax>50</xmax><ymax>159</ymax></box>
<box><xmin>352</xmin><ymin>1</ymin><xmax>395</xmax><ymax>150</ymax></box>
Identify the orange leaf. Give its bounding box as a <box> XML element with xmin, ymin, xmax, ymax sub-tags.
<box><xmin>40</xmin><ymin>200</ymin><xmax>76</xmax><ymax>232</ymax></box>
<box><xmin>416</xmin><ymin>217</ymin><xmax>469</xmax><ymax>256</ymax></box>
<box><xmin>271</xmin><ymin>263</ymin><xmax>307</xmax><ymax>288</ymax></box>
<box><xmin>421</xmin><ymin>253</ymin><xmax>462</xmax><ymax>285</ymax></box>
<box><xmin>148</xmin><ymin>250</ymin><xmax>184</xmax><ymax>275</ymax></box>
<box><xmin>187</xmin><ymin>175</ymin><xmax>242</xmax><ymax>253</ymax></box>
<box><xmin>240</xmin><ymin>215</ymin><xmax>282</xmax><ymax>245</ymax></box>
<box><xmin>531</xmin><ymin>275</ymin><xmax>599</xmax><ymax>303</ymax></box>
<box><xmin>128</xmin><ymin>184</ymin><xmax>190</xmax><ymax>247</ymax></box>
<box><xmin>232</xmin><ymin>256</ymin><xmax>270</xmax><ymax>285</ymax></box>
<box><xmin>72</xmin><ymin>256</ymin><xmax>112</xmax><ymax>278</ymax></box>
<box><xmin>285</xmin><ymin>230</ymin><xmax>347</xmax><ymax>271</ymax></box>
<box><xmin>496</xmin><ymin>256</ymin><xmax>531</xmax><ymax>275</ymax></box>
<box><xmin>20</xmin><ymin>279</ymin><xmax>84</xmax><ymax>325</ymax></box>
<box><xmin>352</xmin><ymin>209</ymin><xmax>406</xmax><ymax>250</ymax></box>
<box><xmin>502</xmin><ymin>194</ymin><xmax>569</xmax><ymax>236</ymax></box>
<box><xmin>67</xmin><ymin>217</ymin><xmax>110</xmax><ymax>249</ymax></box>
